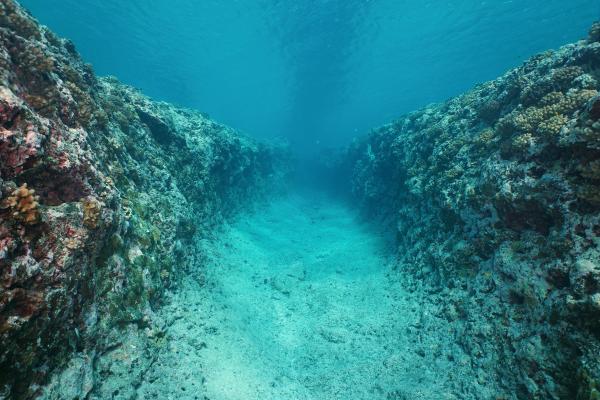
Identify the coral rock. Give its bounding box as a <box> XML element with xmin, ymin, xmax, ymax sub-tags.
<box><xmin>3</xmin><ymin>183</ymin><xmax>40</xmax><ymax>225</ymax></box>
<box><xmin>82</xmin><ymin>197</ymin><xmax>101</xmax><ymax>229</ymax></box>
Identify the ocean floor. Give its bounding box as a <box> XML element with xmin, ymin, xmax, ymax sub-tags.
<box><xmin>136</xmin><ymin>192</ymin><xmax>492</xmax><ymax>400</ymax></box>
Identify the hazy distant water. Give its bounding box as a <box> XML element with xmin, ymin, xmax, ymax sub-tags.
<box><xmin>21</xmin><ymin>0</ymin><xmax>600</xmax><ymax>154</ymax></box>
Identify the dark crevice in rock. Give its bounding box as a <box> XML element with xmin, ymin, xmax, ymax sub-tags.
<box><xmin>136</xmin><ymin>108</ymin><xmax>184</xmax><ymax>147</ymax></box>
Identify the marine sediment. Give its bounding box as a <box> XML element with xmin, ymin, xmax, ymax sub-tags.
<box><xmin>0</xmin><ymin>1</ymin><xmax>287</xmax><ymax>398</ymax></box>
<box><xmin>3</xmin><ymin>0</ymin><xmax>600</xmax><ymax>399</ymax></box>
<box><xmin>334</xmin><ymin>23</ymin><xmax>600</xmax><ymax>399</ymax></box>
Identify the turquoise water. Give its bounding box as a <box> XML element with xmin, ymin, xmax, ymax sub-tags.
<box><xmin>19</xmin><ymin>0</ymin><xmax>599</xmax><ymax>154</ymax></box>
<box><xmin>14</xmin><ymin>2</ymin><xmax>600</xmax><ymax>399</ymax></box>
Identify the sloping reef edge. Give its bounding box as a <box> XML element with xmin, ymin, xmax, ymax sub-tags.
<box><xmin>0</xmin><ymin>1</ymin><xmax>289</xmax><ymax>398</ymax></box>
<box><xmin>331</xmin><ymin>22</ymin><xmax>600</xmax><ymax>400</ymax></box>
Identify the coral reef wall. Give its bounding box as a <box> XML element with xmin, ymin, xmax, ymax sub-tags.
<box><xmin>339</xmin><ymin>25</ymin><xmax>600</xmax><ymax>399</ymax></box>
<box><xmin>0</xmin><ymin>1</ymin><xmax>287</xmax><ymax>398</ymax></box>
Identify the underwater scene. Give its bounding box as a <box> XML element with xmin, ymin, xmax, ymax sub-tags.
<box><xmin>1</xmin><ymin>0</ymin><xmax>600</xmax><ymax>399</ymax></box>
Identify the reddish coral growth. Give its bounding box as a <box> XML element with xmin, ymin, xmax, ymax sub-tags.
<box><xmin>0</xmin><ymin>96</ymin><xmax>45</xmax><ymax>178</ymax></box>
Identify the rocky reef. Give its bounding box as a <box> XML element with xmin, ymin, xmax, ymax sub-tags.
<box><xmin>335</xmin><ymin>24</ymin><xmax>600</xmax><ymax>399</ymax></box>
<box><xmin>0</xmin><ymin>1</ymin><xmax>287</xmax><ymax>398</ymax></box>
<box><xmin>4</xmin><ymin>0</ymin><xmax>600</xmax><ymax>398</ymax></box>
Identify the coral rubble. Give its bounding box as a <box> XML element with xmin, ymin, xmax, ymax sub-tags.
<box><xmin>0</xmin><ymin>1</ymin><xmax>287</xmax><ymax>398</ymax></box>
<box><xmin>335</xmin><ymin>22</ymin><xmax>600</xmax><ymax>400</ymax></box>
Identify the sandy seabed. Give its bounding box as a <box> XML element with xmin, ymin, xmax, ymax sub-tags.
<box><xmin>136</xmin><ymin>192</ymin><xmax>491</xmax><ymax>400</ymax></box>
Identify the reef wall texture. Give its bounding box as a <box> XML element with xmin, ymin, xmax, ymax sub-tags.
<box><xmin>336</xmin><ymin>25</ymin><xmax>600</xmax><ymax>399</ymax></box>
<box><xmin>0</xmin><ymin>1</ymin><xmax>287</xmax><ymax>398</ymax></box>
<box><xmin>336</xmin><ymin>25</ymin><xmax>600</xmax><ymax>400</ymax></box>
